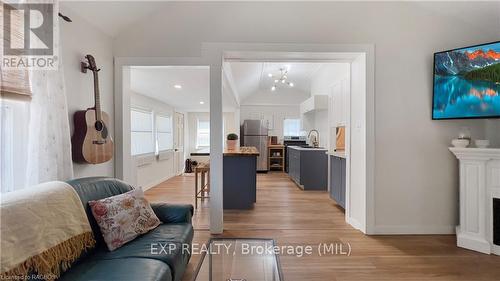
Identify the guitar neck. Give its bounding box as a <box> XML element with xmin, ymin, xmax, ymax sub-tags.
<box><xmin>92</xmin><ymin>71</ymin><xmax>102</xmax><ymax>120</ymax></box>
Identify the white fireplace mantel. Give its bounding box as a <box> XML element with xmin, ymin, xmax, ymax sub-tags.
<box><xmin>450</xmin><ymin>147</ymin><xmax>500</xmax><ymax>255</ymax></box>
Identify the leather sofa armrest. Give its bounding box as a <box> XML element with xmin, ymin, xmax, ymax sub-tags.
<box><xmin>150</xmin><ymin>203</ymin><xmax>194</xmax><ymax>224</ymax></box>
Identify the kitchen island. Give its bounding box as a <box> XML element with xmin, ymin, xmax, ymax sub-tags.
<box><xmin>288</xmin><ymin>146</ymin><xmax>328</xmax><ymax>190</ymax></box>
<box><xmin>223</xmin><ymin>146</ymin><xmax>259</xmax><ymax>209</ymax></box>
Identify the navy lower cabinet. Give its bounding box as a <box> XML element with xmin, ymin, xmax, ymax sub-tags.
<box><xmin>287</xmin><ymin>147</ymin><xmax>328</xmax><ymax>190</ymax></box>
<box><xmin>329</xmin><ymin>156</ymin><xmax>346</xmax><ymax>209</ymax></box>
<box><xmin>223</xmin><ymin>155</ymin><xmax>257</xmax><ymax>209</ymax></box>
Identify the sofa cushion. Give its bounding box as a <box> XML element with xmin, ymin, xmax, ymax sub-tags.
<box><xmin>67</xmin><ymin>177</ymin><xmax>134</xmax><ymax>249</ymax></box>
<box><xmin>89</xmin><ymin>188</ymin><xmax>161</xmax><ymax>251</ymax></box>
<box><xmin>59</xmin><ymin>258</ymin><xmax>171</xmax><ymax>281</ymax></box>
<box><xmin>91</xmin><ymin>223</ymin><xmax>193</xmax><ymax>281</ymax></box>
<box><xmin>151</xmin><ymin>203</ymin><xmax>194</xmax><ymax>224</ymax></box>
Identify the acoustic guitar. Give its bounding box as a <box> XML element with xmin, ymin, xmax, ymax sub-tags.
<box><xmin>71</xmin><ymin>55</ymin><xmax>113</xmax><ymax>164</ymax></box>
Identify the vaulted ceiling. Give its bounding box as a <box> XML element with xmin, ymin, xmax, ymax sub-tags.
<box><xmin>60</xmin><ymin>2</ymin><xmax>167</xmax><ymax>38</ymax></box>
<box><xmin>225</xmin><ymin>62</ymin><xmax>327</xmax><ymax>105</ymax></box>
<box><xmin>61</xmin><ymin>2</ymin><xmax>499</xmax><ymax>40</ymax></box>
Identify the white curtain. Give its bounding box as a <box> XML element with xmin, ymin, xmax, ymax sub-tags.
<box><xmin>25</xmin><ymin>0</ymin><xmax>73</xmax><ymax>186</ymax></box>
<box><xmin>25</xmin><ymin>62</ymin><xmax>73</xmax><ymax>186</ymax></box>
<box><xmin>1</xmin><ymin>0</ymin><xmax>73</xmax><ymax>192</ymax></box>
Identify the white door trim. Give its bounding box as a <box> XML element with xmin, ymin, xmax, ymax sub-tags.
<box><xmin>215</xmin><ymin>42</ymin><xmax>375</xmax><ymax>234</ymax></box>
<box><xmin>114</xmin><ymin>56</ymin><xmax>224</xmax><ymax>234</ymax></box>
<box><xmin>114</xmin><ymin>42</ymin><xmax>375</xmax><ymax>234</ymax></box>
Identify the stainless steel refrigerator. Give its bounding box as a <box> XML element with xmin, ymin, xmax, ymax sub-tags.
<box><xmin>242</xmin><ymin>120</ymin><xmax>268</xmax><ymax>171</ymax></box>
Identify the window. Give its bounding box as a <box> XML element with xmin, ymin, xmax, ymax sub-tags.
<box><xmin>283</xmin><ymin>118</ymin><xmax>301</xmax><ymax>136</ymax></box>
<box><xmin>131</xmin><ymin>108</ymin><xmax>155</xmax><ymax>155</ymax></box>
<box><xmin>1</xmin><ymin>100</ymin><xmax>29</xmax><ymax>193</ymax></box>
<box><xmin>156</xmin><ymin>114</ymin><xmax>173</xmax><ymax>152</ymax></box>
<box><xmin>196</xmin><ymin>119</ymin><xmax>210</xmax><ymax>148</ymax></box>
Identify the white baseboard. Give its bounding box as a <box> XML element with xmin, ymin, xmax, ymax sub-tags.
<box><xmin>347</xmin><ymin>217</ymin><xmax>365</xmax><ymax>233</ymax></box>
<box><xmin>141</xmin><ymin>174</ymin><xmax>173</xmax><ymax>191</ymax></box>
<box><xmin>372</xmin><ymin>224</ymin><xmax>456</xmax><ymax>235</ymax></box>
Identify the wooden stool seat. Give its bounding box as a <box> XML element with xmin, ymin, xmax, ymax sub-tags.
<box><xmin>194</xmin><ymin>162</ymin><xmax>210</xmax><ymax>209</ymax></box>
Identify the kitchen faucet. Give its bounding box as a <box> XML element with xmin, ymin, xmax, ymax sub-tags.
<box><xmin>308</xmin><ymin>130</ymin><xmax>320</xmax><ymax>147</ymax></box>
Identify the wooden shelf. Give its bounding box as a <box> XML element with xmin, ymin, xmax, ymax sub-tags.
<box><xmin>268</xmin><ymin>145</ymin><xmax>285</xmax><ymax>172</ymax></box>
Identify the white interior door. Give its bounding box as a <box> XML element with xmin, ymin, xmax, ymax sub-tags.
<box><xmin>174</xmin><ymin>112</ymin><xmax>185</xmax><ymax>175</ymax></box>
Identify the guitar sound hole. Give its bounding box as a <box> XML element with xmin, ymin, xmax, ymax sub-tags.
<box><xmin>95</xmin><ymin>121</ymin><xmax>103</xmax><ymax>131</ymax></box>
<box><xmin>101</xmin><ymin>125</ymin><xmax>108</xmax><ymax>138</ymax></box>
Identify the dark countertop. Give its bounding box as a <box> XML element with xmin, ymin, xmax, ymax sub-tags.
<box><xmin>288</xmin><ymin>146</ymin><xmax>328</xmax><ymax>151</ymax></box>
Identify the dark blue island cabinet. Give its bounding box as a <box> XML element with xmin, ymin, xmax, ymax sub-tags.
<box><xmin>329</xmin><ymin>155</ymin><xmax>346</xmax><ymax>209</ymax></box>
<box><xmin>287</xmin><ymin>147</ymin><xmax>328</xmax><ymax>190</ymax></box>
<box><xmin>223</xmin><ymin>147</ymin><xmax>259</xmax><ymax>209</ymax></box>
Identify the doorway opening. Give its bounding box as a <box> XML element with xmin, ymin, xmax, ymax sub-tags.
<box><xmin>221</xmin><ymin>49</ymin><xmax>371</xmax><ymax>233</ymax></box>
<box><xmin>114</xmin><ymin>43</ymin><xmax>374</xmax><ymax>234</ymax></box>
<box><xmin>122</xmin><ymin>65</ymin><xmax>212</xmax><ymax>230</ymax></box>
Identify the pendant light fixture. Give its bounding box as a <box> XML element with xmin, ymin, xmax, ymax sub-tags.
<box><xmin>268</xmin><ymin>67</ymin><xmax>294</xmax><ymax>91</ymax></box>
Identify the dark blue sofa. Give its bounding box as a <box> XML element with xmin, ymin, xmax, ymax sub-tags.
<box><xmin>59</xmin><ymin>177</ymin><xmax>194</xmax><ymax>281</ymax></box>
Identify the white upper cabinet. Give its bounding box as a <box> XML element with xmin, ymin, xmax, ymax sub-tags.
<box><xmin>329</xmin><ymin>78</ymin><xmax>349</xmax><ymax>127</ymax></box>
<box><xmin>300</xmin><ymin>95</ymin><xmax>328</xmax><ymax>115</ymax></box>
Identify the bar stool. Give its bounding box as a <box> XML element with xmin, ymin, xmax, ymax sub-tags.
<box><xmin>194</xmin><ymin>162</ymin><xmax>210</xmax><ymax>209</ymax></box>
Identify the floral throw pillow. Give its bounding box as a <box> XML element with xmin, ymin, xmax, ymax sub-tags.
<box><xmin>89</xmin><ymin>188</ymin><xmax>161</xmax><ymax>251</ymax></box>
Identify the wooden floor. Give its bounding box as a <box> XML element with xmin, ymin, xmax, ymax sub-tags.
<box><xmin>145</xmin><ymin>172</ymin><xmax>500</xmax><ymax>281</ymax></box>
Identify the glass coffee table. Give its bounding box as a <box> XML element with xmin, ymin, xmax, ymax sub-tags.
<box><xmin>192</xmin><ymin>238</ymin><xmax>283</xmax><ymax>281</ymax></box>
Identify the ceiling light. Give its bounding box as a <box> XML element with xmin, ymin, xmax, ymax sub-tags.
<box><xmin>174</xmin><ymin>84</ymin><xmax>182</xmax><ymax>89</ymax></box>
<box><xmin>268</xmin><ymin>67</ymin><xmax>294</xmax><ymax>92</ymax></box>
<box><xmin>268</xmin><ymin>73</ymin><xmax>273</xmax><ymax>77</ymax></box>
<box><xmin>199</xmin><ymin>101</ymin><xmax>205</xmax><ymax>104</ymax></box>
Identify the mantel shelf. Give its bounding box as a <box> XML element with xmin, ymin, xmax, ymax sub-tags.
<box><xmin>449</xmin><ymin>147</ymin><xmax>500</xmax><ymax>160</ymax></box>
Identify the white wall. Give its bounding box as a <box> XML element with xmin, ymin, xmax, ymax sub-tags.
<box><xmin>240</xmin><ymin>105</ymin><xmax>301</xmax><ymax>143</ymax></box>
<box><xmin>485</xmin><ymin>120</ymin><xmax>500</xmax><ymax>148</ymax></box>
<box><xmin>130</xmin><ymin>92</ymin><xmax>176</xmax><ymax>189</ymax></box>
<box><xmin>309</xmin><ymin>64</ymin><xmax>350</xmax><ymax>147</ymax></box>
<box><xmin>110</xmin><ymin>1</ymin><xmax>499</xmax><ymax>234</ymax></box>
<box><xmin>310</xmin><ymin>64</ymin><xmax>350</xmax><ymax>95</ymax></box>
<box><xmin>61</xmin><ymin>5</ymin><xmax>114</xmax><ymax>178</ymax></box>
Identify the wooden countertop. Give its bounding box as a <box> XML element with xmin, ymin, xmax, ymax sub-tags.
<box><xmin>224</xmin><ymin>146</ymin><xmax>260</xmax><ymax>156</ymax></box>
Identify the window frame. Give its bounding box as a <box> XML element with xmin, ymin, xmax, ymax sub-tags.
<box><xmin>283</xmin><ymin>118</ymin><xmax>302</xmax><ymax>137</ymax></box>
<box><xmin>1</xmin><ymin>99</ymin><xmax>29</xmax><ymax>193</ymax></box>
<box><xmin>196</xmin><ymin>118</ymin><xmax>210</xmax><ymax>148</ymax></box>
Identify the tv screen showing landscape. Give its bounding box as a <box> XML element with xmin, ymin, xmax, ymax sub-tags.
<box><xmin>433</xmin><ymin>41</ymin><xmax>500</xmax><ymax>119</ymax></box>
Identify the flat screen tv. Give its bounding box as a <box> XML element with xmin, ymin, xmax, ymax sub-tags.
<box><xmin>432</xmin><ymin>41</ymin><xmax>500</xmax><ymax>120</ymax></box>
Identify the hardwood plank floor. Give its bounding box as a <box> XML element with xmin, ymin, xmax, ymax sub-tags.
<box><xmin>145</xmin><ymin>172</ymin><xmax>500</xmax><ymax>281</ymax></box>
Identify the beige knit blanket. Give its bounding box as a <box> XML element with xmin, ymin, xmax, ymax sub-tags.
<box><xmin>0</xmin><ymin>181</ymin><xmax>95</xmax><ymax>280</ymax></box>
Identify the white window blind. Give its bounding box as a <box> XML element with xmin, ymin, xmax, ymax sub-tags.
<box><xmin>131</xmin><ymin>108</ymin><xmax>154</xmax><ymax>155</ymax></box>
<box><xmin>156</xmin><ymin>114</ymin><xmax>173</xmax><ymax>152</ymax></box>
<box><xmin>283</xmin><ymin>119</ymin><xmax>301</xmax><ymax>136</ymax></box>
<box><xmin>196</xmin><ymin>119</ymin><xmax>210</xmax><ymax>148</ymax></box>
<box><xmin>0</xmin><ymin>6</ymin><xmax>31</xmax><ymax>100</ymax></box>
